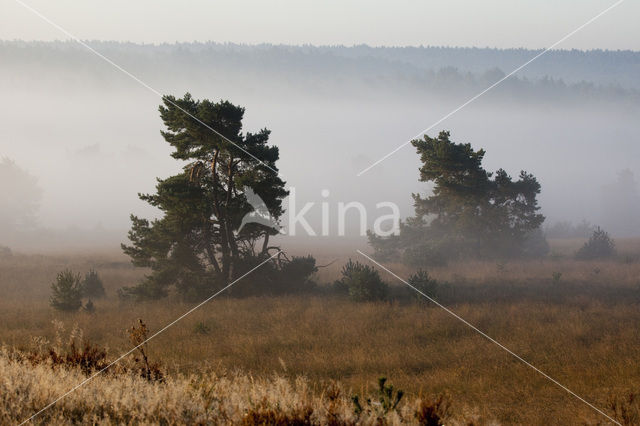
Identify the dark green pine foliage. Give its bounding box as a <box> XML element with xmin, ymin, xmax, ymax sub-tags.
<box><xmin>50</xmin><ymin>270</ymin><xmax>83</xmax><ymax>312</ymax></box>
<box><xmin>575</xmin><ymin>226</ymin><xmax>616</xmax><ymax>260</ymax></box>
<box><xmin>82</xmin><ymin>269</ymin><xmax>106</xmax><ymax>298</ymax></box>
<box><xmin>369</xmin><ymin>131</ymin><xmax>545</xmax><ymax>265</ymax></box>
<box><xmin>121</xmin><ymin>94</ymin><xmax>288</xmax><ymax>301</ymax></box>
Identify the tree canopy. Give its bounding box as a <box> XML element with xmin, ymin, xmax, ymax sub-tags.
<box><xmin>369</xmin><ymin>131</ymin><xmax>546</xmax><ymax>265</ymax></box>
<box><xmin>121</xmin><ymin>94</ymin><xmax>292</xmax><ymax>301</ymax></box>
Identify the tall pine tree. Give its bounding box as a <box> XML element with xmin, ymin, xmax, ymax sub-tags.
<box><xmin>121</xmin><ymin>94</ymin><xmax>288</xmax><ymax>300</ymax></box>
<box><xmin>369</xmin><ymin>131</ymin><xmax>545</xmax><ymax>265</ymax></box>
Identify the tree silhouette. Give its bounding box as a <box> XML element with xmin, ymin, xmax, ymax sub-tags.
<box><xmin>0</xmin><ymin>157</ymin><xmax>41</xmax><ymax>235</ymax></box>
<box><xmin>121</xmin><ymin>94</ymin><xmax>288</xmax><ymax>300</ymax></box>
<box><xmin>50</xmin><ymin>270</ymin><xmax>83</xmax><ymax>312</ymax></box>
<box><xmin>369</xmin><ymin>131</ymin><xmax>545</xmax><ymax>265</ymax></box>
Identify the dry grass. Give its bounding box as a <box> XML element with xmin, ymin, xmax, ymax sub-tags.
<box><xmin>2</xmin><ymin>347</ymin><xmax>466</xmax><ymax>425</ymax></box>
<box><xmin>1</xmin><ymin>240</ymin><xmax>640</xmax><ymax>424</ymax></box>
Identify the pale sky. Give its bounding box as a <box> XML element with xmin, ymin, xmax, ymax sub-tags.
<box><xmin>1</xmin><ymin>0</ymin><xmax>638</xmax><ymax>50</ymax></box>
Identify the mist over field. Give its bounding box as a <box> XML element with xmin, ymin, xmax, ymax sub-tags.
<box><xmin>4</xmin><ymin>2</ymin><xmax>640</xmax><ymax>424</ymax></box>
<box><xmin>1</xmin><ymin>41</ymin><xmax>639</xmax><ymax>250</ymax></box>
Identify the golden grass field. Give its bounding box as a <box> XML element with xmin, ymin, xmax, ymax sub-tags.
<box><xmin>1</xmin><ymin>238</ymin><xmax>640</xmax><ymax>424</ymax></box>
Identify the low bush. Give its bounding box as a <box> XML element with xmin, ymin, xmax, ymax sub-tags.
<box><xmin>127</xmin><ymin>319</ymin><xmax>164</xmax><ymax>382</ymax></box>
<box><xmin>608</xmin><ymin>391</ymin><xmax>640</xmax><ymax>426</ymax></box>
<box><xmin>334</xmin><ymin>259</ymin><xmax>388</xmax><ymax>302</ymax></box>
<box><xmin>414</xmin><ymin>394</ymin><xmax>451</xmax><ymax>426</ymax></box>
<box><xmin>576</xmin><ymin>226</ymin><xmax>616</xmax><ymax>260</ymax></box>
<box><xmin>352</xmin><ymin>377</ymin><xmax>404</xmax><ymax>419</ymax></box>
<box><xmin>408</xmin><ymin>270</ymin><xmax>441</xmax><ymax>302</ymax></box>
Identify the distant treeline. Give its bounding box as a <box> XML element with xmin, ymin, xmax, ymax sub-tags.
<box><xmin>1</xmin><ymin>41</ymin><xmax>639</xmax><ymax>104</ymax></box>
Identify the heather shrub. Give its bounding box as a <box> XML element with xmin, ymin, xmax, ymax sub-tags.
<box><xmin>608</xmin><ymin>391</ymin><xmax>640</xmax><ymax>426</ymax></box>
<box><xmin>414</xmin><ymin>394</ymin><xmax>451</xmax><ymax>426</ymax></box>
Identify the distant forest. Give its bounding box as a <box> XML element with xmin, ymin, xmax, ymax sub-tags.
<box><xmin>1</xmin><ymin>41</ymin><xmax>639</xmax><ymax>103</ymax></box>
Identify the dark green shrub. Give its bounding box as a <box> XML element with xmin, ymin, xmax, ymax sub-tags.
<box><xmin>273</xmin><ymin>255</ymin><xmax>317</xmax><ymax>294</ymax></box>
<box><xmin>408</xmin><ymin>270</ymin><xmax>440</xmax><ymax>301</ymax></box>
<box><xmin>82</xmin><ymin>269</ymin><xmax>106</xmax><ymax>298</ymax></box>
<box><xmin>352</xmin><ymin>377</ymin><xmax>404</xmax><ymax>417</ymax></box>
<box><xmin>50</xmin><ymin>270</ymin><xmax>83</xmax><ymax>312</ymax></box>
<box><xmin>335</xmin><ymin>259</ymin><xmax>388</xmax><ymax>302</ymax></box>
<box><xmin>83</xmin><ymin>299</ymin><xmax>95</xmax><ymax>313</ymax></box>
<box><xmin>576</xmin><ymin>226</ymin><xmax>616</xmax><ymax>260</ymax></box>
<box><xmin>231</xmin><ymin>254</ymin><xmax>318</xmax><ymax>297</ymax></box>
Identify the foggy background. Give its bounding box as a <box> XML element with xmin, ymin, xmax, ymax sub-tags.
<box><xmin>1</xmin><ymin>41</ymin><xmax>639</xmax><ymax>250</ymax></box>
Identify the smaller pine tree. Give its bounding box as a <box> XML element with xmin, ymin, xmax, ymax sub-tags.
<box><xmin>82</xmin><ymin>269</ymin><xmax>106</xmax><ymax>298</ymax></box>
<box><xmin>50</xmin><ymin>270</ymin><xmax>83</xmax><ymax>312</ymax></box>
<box><xmin>576</xmin><ymin>226</ymin><xmax>616</xmax><ymax>260</ymax></box>
<box><xmin>335</xmin><ymin>259</ymin><xmax>388</xmax><ymax>302</ymax></box>
<box><xmin>408</xmin><ymin>270</ymin><xmax>440</xmax><ymax>301</ymax></box>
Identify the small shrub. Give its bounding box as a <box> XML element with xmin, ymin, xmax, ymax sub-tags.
<box><xmin>83</xmin><ymin>299</ymin><xmax>95</xmax><ymax>314</ymax></box>
<box><xmin>127</xmin><ymin>319</ymin><xmax>164</xmax><ymax>382</ymax></box>
<box><xmin>609</xmin><ymin>391</ymin><xmax>640</xmax><ymax>426</ymax></box>
<box><xmin>27</xmin><ymin>325</ymin><xmax>108</xmax><ymax>376</ymax></box>
<box><xmin>273</xmin><ymin>255</ymin><xmax>318</xmax><ymax>294</ymax></box>
<box><xmin>50</xmin><ymin>270</ymin><xmax>83</xmax><ymax>312</ymax></box>
<box><xmin>414</xmin><ymin>394</ymin><xmax>451</xmax><ymax>426</ymax></box>
<box><xmin>335</xmin><ymin>259</ymin><xmax>388</xmax><ymax>302</ymax></box>
<box><xmin>408</xmin><ymin>270</ymin><xmax>440</xmax><ymax>301</ymax></box>
<box><xmin>352</xmin><ymin>377</ymin><xmax>404</xmax><ymax>418</ymax></box>
<box><xmin>229</xmin><ymin>254</ymin><xmax>318</xmax><ymax>297</ymax></box>
<box><xmin>552</xmin><ymin>272</ymin><xmax>562</xmax><ymax>284</ymax></box>
<box><xmin>46</xmin><ymin>341</ymin><xmax>108</xmax><ymax>375</ymax></box>
<box><xmin>193</xmin><ymin>321</ymin><xmax>210</xmax><ymax>335</ymax></box>
<box><xmin>576</xmin><ymin>226</ymin><xmax>616</xmax><ymax>260</ymax></box>
<box><xmin>82</xmin><ymin>269</ymin><xmax>106</xmax><ymax>298</ymax></box>
<box><xmin>242</xmin><ymin>399</ymin><xmax>314</xmax><ymax>426</ymax></box>
<box><xmin>377</xmin><ymin>377</ymin><xmax>404</xmax><ymax>414</ymax></box>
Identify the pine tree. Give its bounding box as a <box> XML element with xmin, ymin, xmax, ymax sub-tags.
<box><xmin>121</xmin><ymin>94</ymin><xmax>288</xmax><ymax>300</ymax></box>
<box><xmin>369</xmin><ymin>131</ymin><xmax>545</xmax><ymax>265</ymax></box>
<box><xmin>50</xmin><ymin>270</ymin><xmax>83</xmax><ymax>312</ymax></box>
<box><xmin>82</xmin><ymin>269</ymin><xmax>105</xmax><ymax>299</ymax></box>
<box><xmin>576</xmin><ymin>226</ymin><xmax>616</xmax><ymax>260</ymax></box>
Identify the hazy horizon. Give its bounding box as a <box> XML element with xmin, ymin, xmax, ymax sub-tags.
<box><xmin>3</xmin><ymin>0</ymin><xmax>639</xmax><ymax>50</ymax></box>
<box><xmin>1</xmin><ymin>40</ymin><xmax>639</xmax><ymax>251</ymax></box>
